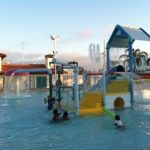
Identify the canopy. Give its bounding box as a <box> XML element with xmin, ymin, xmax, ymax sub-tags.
<box><xmin>107</xmin><ymin>25</ymin><xmax>150</xmax><ymax>48</ymax></box>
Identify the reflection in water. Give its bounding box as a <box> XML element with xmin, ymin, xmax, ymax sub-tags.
<box><xmin>0</xmin><ymin>103</ymin><xmax>9</xmax><ymax>107</ymax></box>
<box><xmin>142</xmin><ymin>89</ymin><xmax>150</xmax><ymax>99</ymax></box>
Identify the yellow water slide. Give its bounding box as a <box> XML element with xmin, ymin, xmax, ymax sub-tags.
<box><xmin>107</xmin><ymin>80</ymin><xmax>130</xmax><ymax>94</ymax></box>
<box><xmin>79</xmin><ymin>92</ymin><xmax>103</xmax><ymax>116</ymax></box>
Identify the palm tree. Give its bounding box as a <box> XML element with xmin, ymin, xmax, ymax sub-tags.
<box><xmin>119</xmin><ymin>48</ymin><xmax>149</xmax><ymax>72</ymax></box>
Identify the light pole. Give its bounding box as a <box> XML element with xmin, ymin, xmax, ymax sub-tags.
<box><xmin>50</xmin><ymin>35</ymin><xmax>60</xmax><ymax>83</ymax></box>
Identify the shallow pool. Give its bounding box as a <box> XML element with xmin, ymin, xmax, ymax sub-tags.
<box><xmin>0</xmin><ymin>92</ymin><xmax>150</xmax><ymax>150</ymax></box>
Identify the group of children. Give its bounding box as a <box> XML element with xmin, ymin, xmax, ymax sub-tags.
<box><xmin>45</xmin><ymin>96</ymin><xmax>126</xmax><ymax>128</ymax></box>
<box><xmin>44</xmin><ymin>95</ymin><xmax>70</xmax><ymax>123</ymax></box>
<box><xmin>52</xmin><ymin>109</ymin><xmax>70</xmax><ymax>122</ymax></box>
<box><xmin>51</xmin><ymin>109</ymin><xmax>125</xmax><ymax>128</ymax></box>
<box><xmin>51</xmin><ymin>108</ymin><xmax>125</xmax><ymax>128</ymax></box>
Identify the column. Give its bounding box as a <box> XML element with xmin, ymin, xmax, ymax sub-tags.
<box><xmin>128</xmin><ymin>37</ymin><xmax>134</xmax><ymax>107</ymax></box>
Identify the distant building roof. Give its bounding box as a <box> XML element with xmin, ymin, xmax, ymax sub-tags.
<box><xmin>0</xmin><ymin>63</ymin><xmax>67</xmax><ymax>75</ymax></box>
<box><xmin>87</xmin><ymin>72</ymin><xmax>102</xmax><ymax>76</ymax></box>
<box><xmin>2</xmin><ymin>64</ymin><xmax>46</xmax><ymax>72</ymax></box>
<box><xmin>1</xmin><ymin>64</ymin><xmax>52</xmax><ymax>75</ymax></box>
<box><xmin>45</xmin><ymin>54</ymin><xmax>54</xmax><ymax>58</ymax></box>
<box><xmin>0</xmin><ymin>53</ymin><xmax>70</xmax><ymax>75</ymax></box>
<box><xmin>0</xmin><ymin>53</ymin><xmax>6</xmax><ymax>59</ymax></box>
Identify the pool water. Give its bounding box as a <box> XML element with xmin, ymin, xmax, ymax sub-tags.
<box><xmin>0</xmin><ymin>92</ymin><xmax>150</xmax><ymax>150</ymax></box>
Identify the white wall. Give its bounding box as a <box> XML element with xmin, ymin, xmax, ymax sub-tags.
<box><xmin>105</xmin><ymin>93</ymin><xmax>131</xmax><ymax>109</ymax></box>
<box><xmin>45</xmin><ymin>57</ymin><xmax>54</xmax><ymax>69</ymax></box>
<box><xmin>0</xmin><ymin>57</ymin><xmax>2</xmax><ymax>71</ymax></box>
<box><xmin>0</xmin><ymin>76</ymin><xmax>3</xmax><ymax>90</ymax></box>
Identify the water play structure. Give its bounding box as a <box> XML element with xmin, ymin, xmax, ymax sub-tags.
<box><xmin>104</xmin><ymin>25</ymin><xmax>150</xmax><ymax>109</ymax></box>
<box><xmin>78</xmin><ymin>24</ymin><xmax>150</xmax><ymax>116</ymax></box>
<box><xmin>52</xmin><ymin>58</ymin><xmax>82</xmax><ymax>115</ymax></box>
<box><xmin>2</xmin><ymin>59</ymin><xmax>85</xmax><ymax>116</ymax></box>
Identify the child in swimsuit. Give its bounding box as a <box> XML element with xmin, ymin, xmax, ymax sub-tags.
<box><xmin>52</xmin><ymin>109</ymin><xmax>61</xmax><ymax>122</ymax></box>
<box><xmin>62</xmin><ymin>111</ymin><xmax>70</xmax><ymax>121</ymax></box>
<box><xmin>114</xmin><ymin>115</ymin><xmax>123</xmax><ymax>128</ymax></box>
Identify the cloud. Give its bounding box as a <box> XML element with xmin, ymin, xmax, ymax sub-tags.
<box><xmin>60</xmin><ymin>28</ymin><xmax>94</xmax><ymax>44</ymax></box>
<box><xmin>78</xmin><ymin>29</ymin><xmax>94</xmax><ymax>39</ymax></box>
<box><xmin>2</xmin><ymin>50</ymin><xmax>45</xmax><ymax>64</ymax></box>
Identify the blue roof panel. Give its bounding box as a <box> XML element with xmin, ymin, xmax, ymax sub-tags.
<box><xmin>122</xmin><ymin>26</ymin><xmax>150</xmax><ymax>41</ymax></box>
<box><xmin>107</xmin><ymin>25</ymin><xmax>150</xmax><ymax>48</ymax></box>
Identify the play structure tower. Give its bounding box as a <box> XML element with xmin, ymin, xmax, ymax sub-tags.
<box><xmin>52</xmin><ymin>58</ymin><xmax>82</xmax><ymax>116</ymax></box>
<box><xmin>79</xmin><ymin>25</ymin><xmax>150</xmax><ymax>116</ymax></box>
<box><xmin>105</xmin><ymin>24</ymin><xmax>150</xmax><ymax>108</ymax></box>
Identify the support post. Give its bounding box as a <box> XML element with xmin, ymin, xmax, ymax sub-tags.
<box><xmin>49</xmin><ymin>74</ymin><xmax>53</xmax><ymax>99</ymax></box>
<box><xmin>102</xmin><ymin>70</ymin><xmax>106</xmax><ymax>106</ymax></box>
<box><xmin>16</xmin><ymin>77</ymin><xmax>20</xmax><ymax>96</ymax></box>
<box><xmin>58</xmin><ymin>72</ymin><xmax>61</xmax><ymax>100</ymax></box>
<box><xmin>82</xmin><ymin>71</ymin><xmax>86</xmax><ymax>94</ymax></box>
<box><xmin>106</xmin><ymin>46</ymin><xmax>110</xmax><ymax>73</ymax></box>
<box><xmin>74</xmin><ymin>66</ymin><xmax>79</xmax><ymax>116</ymax></box>
<box><xmin>128</xmin><ymin>37</ymin><xmax>134</xmax><ymax>107</ymax></box>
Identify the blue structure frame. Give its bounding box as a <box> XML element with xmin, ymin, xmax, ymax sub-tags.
<box><xmin>15</xmin><ymin>69</ymin><xmax>53</xmax><ymax>98</ymax></box>
<box><xmin>106</xmin><ymin>24</ymin><xmax>150</xmax><ymax>107</ymax></box>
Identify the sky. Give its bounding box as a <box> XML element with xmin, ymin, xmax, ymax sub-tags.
<box><xmin>1</xmin><ymin>0</ymin><xmax>150</xmax><ymax>70</ymax></box>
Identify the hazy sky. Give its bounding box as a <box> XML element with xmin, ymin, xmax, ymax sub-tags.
<box><xmin>1</xmin><ymin>0</ymin><xmax>150</xmax><ymax>70</ymax></box>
